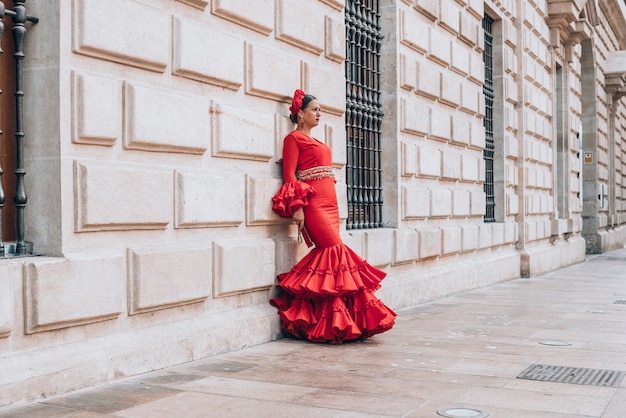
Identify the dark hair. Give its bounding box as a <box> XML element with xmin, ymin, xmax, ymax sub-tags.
<box><xmin>289</xmin><ymin>94</ymin><xmax>317</xmax><ymax>123</ymax></box>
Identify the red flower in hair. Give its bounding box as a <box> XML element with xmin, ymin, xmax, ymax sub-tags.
<box><xmin>289</xmin><ymin>89</ymin><xmax>305</xmax><ymax>115</ymax></box>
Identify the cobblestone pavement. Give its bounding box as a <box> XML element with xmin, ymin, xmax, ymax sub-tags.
<box><xmin>1</xmin><ymin>248</ymin><xmax>625</xmax><ymax>417</ymax></box>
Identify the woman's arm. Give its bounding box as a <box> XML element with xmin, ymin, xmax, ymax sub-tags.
<box><xmin>282</xmin><ymin>134</ymin><xmax>298</xmax><ymax>182</ymax></box>
<box><xmin>271</xmin><ymin>133</ymin><xmax>314</xmax><ymax>218</ymax></box>
<box><xmin>282</xmin><ymin>135</ymin><xmax>305</xmax><ymax>229</ymax></box>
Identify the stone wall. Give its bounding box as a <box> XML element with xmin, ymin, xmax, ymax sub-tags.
<box><xmin>2</xmin><ymin>0</ymin><xmax>624</xmax><ymax>408</ymax></box>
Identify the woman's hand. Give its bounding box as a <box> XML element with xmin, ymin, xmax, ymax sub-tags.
<box><xmin>292</xmin><ymin>208</ymin><xmax>305</xmax><ymax>230</ymax></box>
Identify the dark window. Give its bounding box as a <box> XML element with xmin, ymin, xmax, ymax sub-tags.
<box><xmin>482</xmin><ymin>14</ymin><xmax>496</xmax><ymax>223</ymax></box>
<box><xmin>345</xmin><ymin>0</ymin><xmax>383</xmax><ymax>229</ymax></box>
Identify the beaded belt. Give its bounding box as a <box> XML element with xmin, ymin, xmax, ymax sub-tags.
<box><xmin>296</xmin><ymin>166</ymin><xmax>335</xmax><ymax>181</ymax></box>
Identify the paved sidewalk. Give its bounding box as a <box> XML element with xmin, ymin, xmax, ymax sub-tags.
<box><xmin>1</xmin><ymin>248</ymin><xmax>625</xmax><ymax>417</ymax></box>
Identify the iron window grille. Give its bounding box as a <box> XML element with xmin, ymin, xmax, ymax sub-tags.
<box><xmin>345</xmin><ymin>0</ymin><xmax>383</xmax><ymax>229</ymax></box>
<box><xmin>482</xmin><ymin>14</ymin><xmax>496</xmax><ymax>223</ymax></box>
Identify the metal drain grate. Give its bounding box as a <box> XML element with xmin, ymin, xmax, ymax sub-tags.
<box><xmin>517</xmin><ymin>364</ymin><xmax>625</xmax><ymax>387</ymax></box>
<box><xmin>614</xmin><ymin>300</ymin><xmax>626</xmax><ymax>304</ymax></box>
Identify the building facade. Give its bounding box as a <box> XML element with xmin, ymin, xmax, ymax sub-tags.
<box><xmin>1</xmin><ymin>0</ymin><xmax>625</xmax><ymax>406</ymax></box>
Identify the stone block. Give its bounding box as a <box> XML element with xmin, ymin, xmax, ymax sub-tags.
<box><xmin>174</xmin><ymin>169</ymin><xmax>245</xmax><ymax>228</ymax></box>
<box><xmin>400</xmin><ymin>54</ymin><xmax>417</xmax><ymax>91</ymax></box>
<box><xmin>428</xmin><ymin>29</ymin><xmax>451</xmax><ymax>66</ymax></box>
<box><xmin>461</xmin><ymin>224</ymin><xmax>479</xmax><ymax>252</ymax></box>
<box><xmin>393</xmin><ymin>229</ymin><xmax>418</xmax><ymax>265</ymax></box>
<box><xmin>461</xmin><ymin>154</ymin><xmax>480</xmax><ymax>182</ymax></box>
<box><xmin>414</xmin><ymin>0</ymin><xmax>439</xmax><ymax>21</ymax></box>
<box><xmin>505</xmin><ymin>134</ymin><xmax>519</xmax><ymax>158</ymax></box>
<box><xmin>403</xmin><ymin>186</ymin><xmax>430</xmax><ymax>219</ymax></box>
<box><xmin>543</xmin><ymin>219</ymin><xmax>553</xmax><ymax>239</ymax></box>
<box><xmin>467</xmin><ymin>0</ymin><xmax>483</xmax><ymax>18</ymax></box>
<box><xmin>302</xmin><ymin>63</ymin><xmax>346</xmax><ymax>116</ymax></box>
<box><xmin>128</xmin><ymin>244</ymin><xmax>212</xmax><ymax>314</ymax></box>
<box><xmin>325</xmin><ymin>16</ymin><xmax>345</xmax><ymax>62</ymax></box>
<box><xmin>246</xmin><ymin>44</ymin><xmax>300</xmax><ymax>101</ymax></box>
<box><xmin>74</xmin><ymin>161</ymin><xmax>172</xmax><ymax>232</ymax></box>
<box><xmin>430</xmin><ymin>108</ymin><xmax>452</xmax><ymax>141</ymax></box>
<box><xmin>452</xmin><ymin>189</ymin><xmax>471</xmax><ymax>217</ymax></box>
<box><xmin>400</xmin><ymin>10</ymin><xmax>429</xmax><ymax>54</ymax></box>
<box><xmin>442</xmin><ymin>226</ymin><xmax>462</xmax><ymax>255</ymax></box>
<box><xmin>416</xmin><ymin>60</ymin><xmax>441</xmax><ymax>99</ymax></box>
<box><xmin>417</xmin><ymin>227</ymin><xmax>442</xmax><ymax>259</ymax></box>
<box><xmin>503</xmin><ymin>19</ymin><xmax>518</xmax><ymax>48</ymax></box>
<box><xmin>246</xmin><ymin>175</ymin><xmax>284</xmax><ymax>226</ymax></box>
<box><xmin>125</xmin><ymin>83</ymin><xmax>210</xmax><ymax>154</ymax></box>
<box><xmin>526</xmin><ymin>167</ymin><xmax>536</xmax><ymax>187</ymax></box>
<box><xmin>478</xmin><ymin>224</ymin><xmax>493</xmax><ymax>248</ymax></box>
<box><xmin>275</xmin><ymin>237</ymin><xmax>308</xmax><ymax>278</ymax></box>
<box><xmin>336</xmin><ymin>181</ymin><xmax>348</xmax><ymax>220</ymax></box>
<box><xmin>0</xmin><ymin>263</ymin><xmax>21</xmax><ymax>338</ymax></box>
<box><xmin>417</xmin><ymin>147</ymin><xmax>441</xmax><ymax>178</ymax></box>
<box><xmin>504</xmin><ymin>49</ymin><xmax>517</xmax><ymax>76</ymax></box>
<box><xmin>275</xmin><ymin>114</ymin><xmax>294</xmax><ymax>161</ymax></box>
<box><xmin>507</xmin><ymin>192</ymin><xmax>520</xmax><ymax>215</ymax></box>
<box><xmin>276</xmin><ymin>0</ymin><xmax>324</xmax><ymax>54</ymax></box>
<box><xmin>214</xmin><ymin>238</ymin><xmax>276</xmax><ymax>297</ymax></box>
<box><xmin>439</xmin><ymin>0</ymin><xmax>460</xmax><ymax>34</ymax></box>
<box><xmin>324</xmin><ymin>123</ymin><xmax>346</xmax><ymax>167</ymax></box>
<box><xmin>551</xmin><ymin>218</ymin><xmax>568</xmax><ymax>236</ymax></box>
<box><xmin>401</xmin><ymin>97</ymin><xmax>430</xmax><ymax>136</ymax></box>
<box><xmin>402</xmin><ymin>142</ymin><xmax>418</xmax><ymax>177</ymax></box>
<box><xmin>505</xmin><ymin>222</ymin><xmax>517</xmax><ymax>243</ymax></box>
<box><xmin>544</xmin><ymin>170</ymin><xmax>553</xmax><ymax>189</ymax></box>
<box><xmin>73</xmin><ymin>0</ymin><xmax>169</xmax><ymax>72</ymax></box>
<box><xmin>492</xmin><ymin>222</ymin><xmax>505</xmax><ymax>246</ymax></box>
<box><xmin>452</xmin><ymin>115</ymin><xmax>471</xmax><ymax>146</ymax></box>
<box><xmin>459</xmin><ymin>11</ymin><xmax>479</xmax><ymax>47</ymax></box>
<box><xmin>364</xmin><ymin>229</ymin><xmax>394</xmax><ymax>267</ymax></box>
<box><xmin>342</xmin><ymin>231</ymin><xmax>364</xmax><ymax>258</ymax></box>
<box><xmin>210</xmin><ymin>101</ymin><xmax>275</xmax><ymax>161</ymax></box>
<box><xmin>470</xmin><ymin>190</ymin><xmax>486</xmax><ymax>216</ymax></box>
<box><xmin>469</xmin><ymin>53</ymin><xmax>485</xmax><ymax>85</ymax></box>
<box><xmin>451</xmin><ymin>41</ymin><xmax>471</xmax><ymax>77</ymax></box>
<box><xmin>442</xmin><ymin>151</ymin><xmax>462</xmax><ymax>180</ymax></box>
<box><xmin>72</xmin><ymin>72</ymin><xmax>122</xmax><ymax>146</ymax></box>
<box><xmin>440</xmin><ymin>72</ymin><xmax>462</xmax><ymax>107</ymax></box>
<box><xmin>172</xmin><ymin>18</ymin><xmax>244</xmax><ymax>90</ymax></box>
<box><xmin>541</xmin><ymin>195</ymin><xmax>551</xmax><ymax>214</ymax></box>
<box><xmin>504</xmin><ymin>77</ymin><xmax>519</xmax><ymax>104</ymax></box>
<box><xmin>461</xmin><ymin>83</ymin><xmax>480</xmax><ymax>114</ymax></box>
<box><xmin>24</xmin><ymin>253</ymin><xmax>124</xmax><ymax>333</ymax></box>
<box><xmin>526</xmin><ymin>221</ymin><xmax>538</xmax><ymax>241</ymax></box>
<box><xmin>211</xmin><ymin>0</ymin><xmax>273</xmax><ymax>35</ymax></box>
<box><xmin>431</xmin><ymin>188</ymin><xmax>452</xmax><ymax>217</ymax></box>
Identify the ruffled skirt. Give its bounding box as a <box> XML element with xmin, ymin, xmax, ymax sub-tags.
<box><xmin>270</xmin><ymin>177</ymin><xmax>396</xmax><ymax>344</ymax></box>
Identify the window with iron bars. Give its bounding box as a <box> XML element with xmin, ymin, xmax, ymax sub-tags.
<box><xmin>345</xmin><ymin>0</ymin><xmax>383</xmax><ymax>230</ymax></box>
<box><xmin>482</xmin><ymin>14</ymin><xmax>496</xmax><ymax>223</ymax></box>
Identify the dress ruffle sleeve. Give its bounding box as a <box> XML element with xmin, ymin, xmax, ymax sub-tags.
<box><xmin>272</xmin><ymin>180</ymin><xmax>315</xmax><ymax>217</ymax></box>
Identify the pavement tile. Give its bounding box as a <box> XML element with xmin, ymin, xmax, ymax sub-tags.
<box><xmin>295</xmin><ymin>389</ymin><xmax>426</xmax><ymax>416</ymax></box>
<box><xmin>39</xmin><ymin>382</ymin><xmax>181</xmax><ymax>415</ymax></box>
<box><xmin>169</xmin><ymin>375</ymin><xmax>318</xmax><ymax>401</ymax></box>
<box><xmin>0</xmin><ymin>403</ymin><xmax>110</xmax><ymax>418</ymax></box>
<box><xmin>115</xmin><ymin>391</ymin><xmax>385</xmax><ymax>418</ymax></box>
<box><xmin>456</xmin><ymin>386</ymin><xmax>607</xmax><ymax>416</ymax></box>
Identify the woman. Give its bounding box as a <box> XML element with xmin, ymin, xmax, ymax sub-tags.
<box><xmin>270</xmin><ymin>89</ymin><xmax>396</xmax><ymax>344</ymax></box>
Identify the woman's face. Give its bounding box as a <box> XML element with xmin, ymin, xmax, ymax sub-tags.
<box><xmin>300</xmin><ymin>99</ymin><xmax>321</xmax><ymax>128</ymax></box>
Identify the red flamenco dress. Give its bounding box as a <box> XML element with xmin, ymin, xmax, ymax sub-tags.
<box><xmin>270</xmin><ymin>130</ymin><xmax>396</xmax><ymax>344</ymax></box>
